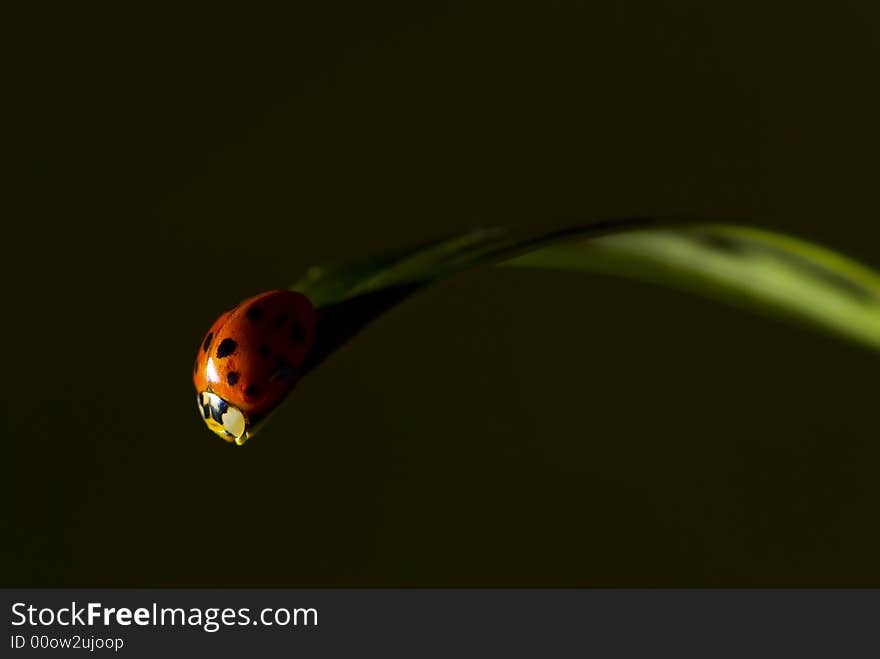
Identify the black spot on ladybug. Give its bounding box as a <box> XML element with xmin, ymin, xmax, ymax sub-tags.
<box><xmin>258</xmin><ymin>344</ymin><xmax>271</xmax><ymax>358</ymax></box>
<box><xmin>271</xmin><ymin>358</ymin><xmax>294</xmax><ymax>382</ymax></box>
<box><xmin>216</xmin><ymin>338</ymin><xmax>237</xmax><ymax>358</ymax></box>
<box><xmin>289</xmin><ymin>322</ymin><xmax>304</xmax><ymax>343</ymax></box>
<box><xmin>203</xmin><ymin>332</ymin><xmax>214</xmax><ymax>353</ymax></box>
<box><xmin>245</xmin><ymin>384</ymin><xmax>262</xmax><ymax>399</ymax></box>
<box><xmin>246</xmin><ymin>305</ymin><xmax>263</xmax><ymax>321</ymax></box>
<box><xmin>227</xmin><ymin>371</ymin><xmax>240</xmax><ymax>386</ymax></box>
<box><xmin>210</xmin><ymin>398</ymin><xmax>229</xmax><ymax>424</ymax></box>
<box><xmin>272</xmin><ymin>314</ymin><xmax>288</xmax><ymax>329</ymax></box>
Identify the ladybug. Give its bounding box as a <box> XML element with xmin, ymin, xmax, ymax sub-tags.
<box><xmin>193</xmin><ymin>290</ymin><xmax>318</xmax><ymax>445</ymax></box>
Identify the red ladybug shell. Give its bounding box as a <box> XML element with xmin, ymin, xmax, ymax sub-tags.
<box><xmin>193</xmin><ymin>290</ymin><xmax>317</xmax><ymax>425</ymax></box>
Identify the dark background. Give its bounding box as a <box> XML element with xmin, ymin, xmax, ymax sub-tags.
<box><xmin>5</xmin><ymin>1</ymin><xmax>880</xmax><ymax>586</ymax></box>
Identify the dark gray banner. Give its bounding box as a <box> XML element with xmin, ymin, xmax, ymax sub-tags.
<box><xmin>2</xmin><ymin>589</ymin><xmax>878</xmax><ymax>657</ymax></box>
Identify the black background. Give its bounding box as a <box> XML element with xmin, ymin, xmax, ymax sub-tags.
<box><xmin>6</xmin><ymin>1</ymin><xmax>880</xmax><ymax>586</ymax></box>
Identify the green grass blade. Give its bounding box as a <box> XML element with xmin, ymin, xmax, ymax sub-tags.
<box><xmin>294</xmin><ymin>218</ymin><xmax>667</xmax><ymax>306</ymax></box>
<box><xmin>506</xmin><ymin>225</ymin><xmax>880</xmax><ymax>351</ymax></box>
<box><xmin>292</xmin><ymin>221</ymin><xmax>880</xmax><ymax>370</ymax></box>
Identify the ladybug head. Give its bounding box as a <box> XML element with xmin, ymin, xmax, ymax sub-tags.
<box><xmin>197</xmin><ymin>391</ymin><xmax>248</xmax><ymax>445</ymax></box>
